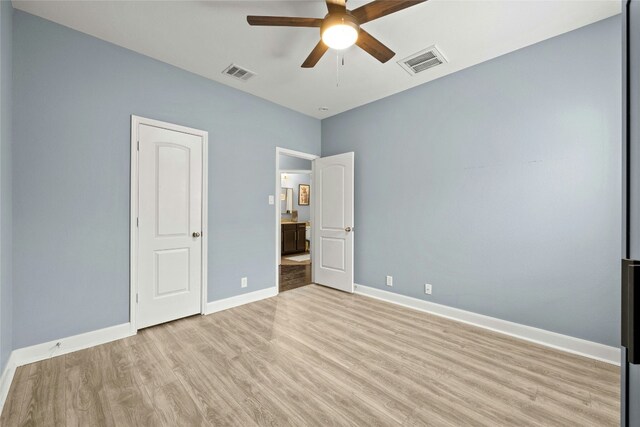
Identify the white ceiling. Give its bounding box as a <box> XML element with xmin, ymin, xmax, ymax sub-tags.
<box><xmin>13</xmin><ymin>0</ymin><xmax>620</xmax><ymax>119</ymax></box>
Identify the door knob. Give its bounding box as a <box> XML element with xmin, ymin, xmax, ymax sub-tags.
<box><xmin>345</xmin><ymin>227</ymin><xmax>352</xmax><ymax>232</ymax></box>
<box><xmin>192</xmin><ymin>232</ymin><xmax>201</xmax><ymax>238</ymax></box>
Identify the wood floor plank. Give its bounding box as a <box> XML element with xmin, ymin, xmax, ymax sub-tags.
<box><xmin>0</xmin><ymin>285</ymin><xmax>620</xmax><ymax>426</ymax></box>
<box><xmin>147</xmin><ymin>322</ymin><xmax>259</xmax><ymax>427</ymax></box>
<box><xmin>229</xmin><ymin>304</ymin><xmax>422</xmax><ymax>424</ymax></box>
<box><xmin>241</xmin><ymin>287</ymin><xmax>618</xmax><ymax>426</ymax></box>
<box><xmin>235</xmin><ymin>341</ymin><xmax>363</xmax><ymax>427</ymax></box>
<box><xmin>279</xmin><ymin>264</ymin><xmax>311</xmax><ymax>292</ymax></box>
<box><xmin>0</xmin><ymin>364</ymin><xmax>34</xmax><ymax>426</ymax></box>
<box><xmin>65</xmin><ymin>347</ymin><xmax>116</xmax><ymax>427</ymax></box>
<box><xmin>238</xmin><ymin>298</ymin><xmax>514</xmax><ymax>425</ymax></box>
<box><xmin>97</xmin><ymin>339</ymin><xmax>160</xmax><ymax>427</ymax></box>
<box><xmin>129</xmin><ymin>327</ymin><xmax>209</xmax><ymax>427</ymax></box>
<box><xmin>296</xmin><ymin>286</ymin><xmax>618</xmax><ymax>396</ymax></box>
<box><xmin>20</xmin><ymin>357</ymin><xmax>65</xmax><ymax>426</ymax></box>
<box><xmin>242</xmin><ymin>297</ymin><xmax>516</xmax><ymax>426</ymax></box>
<box><xmin>127</xmin><ymin>330</ymin><xmax>178</xmax><ymax>391</ymax></box>
<box><xmin>285</xmin><ymin>286</ymin><xmax>617</xmax><ymax>425</ymax></box>
<box><xmin>146</xmin><ymin>379</ymin><xmax>208</xmax><ymax>427</ymax></box>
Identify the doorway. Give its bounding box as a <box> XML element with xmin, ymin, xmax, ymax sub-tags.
<box><xmin>275</xmin><ymin>148</ymin><xmax>356</xmax><ymax>295</ymax></box>
<box><xmin>130</xmin><ymin>116</ymin><xmax>208</xmax><ymax>332</ymax></box>
<box><xmin>280</xmin><ymin>170</ymin><xmax>312</xmax><ymax>292</ymax></box>
<box><xmin>276</xmin><ymin>148</ymin><xmax>318</xmax><ymax>293</ymax></box>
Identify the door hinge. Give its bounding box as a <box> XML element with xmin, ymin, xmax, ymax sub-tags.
<box><xmin>137</xmin><ymin>140</ymin><xmax>139</xmax><ymax>151</ymax></box>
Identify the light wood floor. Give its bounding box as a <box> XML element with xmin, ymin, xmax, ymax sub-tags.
<box><xmin>1</xmin><ymin>285</ymin><xmax>619</xmax><ymax>426</ymax></box>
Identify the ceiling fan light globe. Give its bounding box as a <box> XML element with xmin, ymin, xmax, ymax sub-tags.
<box><xmin>322</xmin><ymin>24</ymin><xmax>358</xmax><ymax>50</ymax></box>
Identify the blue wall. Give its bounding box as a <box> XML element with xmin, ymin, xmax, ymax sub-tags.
<box><xmin>322</xmin><ymin>16</ymin><xmax>622</xmax><ymax>346</ymax></box>
<box><xmin>281</xmin><ymin>173</ymin><xmax>312</xmax><ymax>222</ymax></box>
<box><xmin>280</xmin><ymin>155</ymin><xmax>312</xmax><ymax>170</ymax></box>
<box><xmin>0</xmin><ymin>0</ymin><xmax>13</xmax><ymax>371</ymax></box>
<box><xmin>12</xmin><ymin>11</ymin><xmax>320</xmax><ymax>348</ymax></box>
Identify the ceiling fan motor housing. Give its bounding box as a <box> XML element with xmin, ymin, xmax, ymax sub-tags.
<box><xmin>321</xmin><ymin>12</ymin><xmax>360</xmax><ymax>40</ymax></box>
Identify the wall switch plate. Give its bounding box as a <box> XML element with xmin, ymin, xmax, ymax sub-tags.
<box><xmin>425</xmin><ymin>284</ymin><xmax>432</xmax><ymax>295</ymax></box>
<box><xmin>241</xmin><ymin>277</ymin><xmax>248</xmax><ymax>288</ymax></box>
<box><xmin>386</xmin><ymin>276</ymin><xmax>393</xmax><ymax>287</ymax></box>
<box><xmin>268</xmin><ymin>195</ymin><xmax>275</xmax><ymax>205</ymax></box>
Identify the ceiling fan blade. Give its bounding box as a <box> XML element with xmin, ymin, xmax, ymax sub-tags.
<box><xmin>301</xmin><ymin>41</ymin><xmax>329</xmax><ymax>68</ymax></box>
<box><xmin>247</xmin><ymin>16</ymin><xmax>323</xmax><ymax>27</ymax></box>
<box><xmin>356</xmin><ymin>29</ymin><xmax>395</xmax><ymax>63</ymax></box>
<box><xmin>326</xmin><ymin>0</ymin><xmax>346</xmax><ymax>14</ymax></box>
<box><xmin>351</xmin><ymin>0</ymin><xmax>427</xmax><ymax>24</ymax></box>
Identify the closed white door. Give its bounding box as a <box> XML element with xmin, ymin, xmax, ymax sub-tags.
<box><xmin>137</xmin><ymin>123</ymin><xmax>203</xmax><ymax>329</ymax></box>
<box><xmin>313</xmin><ymin>152</ymin><xmax>354</xmax><ymax>293</ymax></box>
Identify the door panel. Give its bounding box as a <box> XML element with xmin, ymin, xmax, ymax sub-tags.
<box><xmin>157</xmin><ymin>145</ymin><xmax>190</xmax><ymax>236</ymax></box>
<box><xmin>138</xmin><ymin>124</ymin><xmax>203</xmax><ymax>329</ymax></box>
<box><xmin>313</xmin><ymin>152</ymin><xmax>354</xmax><ymax>293</ymax></box>
<box><xmin>321</xmin><ymin>165</ymin><xmax>346</xmax><ymax>229</ymax></box>
<box><xmin>155</xmin><ymin>248</ymin><xmax>190</xmax><ymax>296</ymax></box>
<box><xmin>321</xmin><ymin>238</ymin><xmax>346</xmax><ymax>271</ymax></box>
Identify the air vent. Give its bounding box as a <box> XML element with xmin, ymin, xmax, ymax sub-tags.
<box><xmin>222</xmin><ymin>64</ymin><xmax>256</xmax><ymax>82</ymax></box>
<box><xmin>398</xmin><ymin>46</ymin><xmax>447</xmax><ymax>76</ymax></box>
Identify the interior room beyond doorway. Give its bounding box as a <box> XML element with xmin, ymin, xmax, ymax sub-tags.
<box><xmin>279</xmin><ymin>153</ymin><xmax>313</xmax><ymax>293</ymax></box>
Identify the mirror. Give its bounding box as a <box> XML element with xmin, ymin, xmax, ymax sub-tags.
<box><xmin>281</xmin><ymin>187</ymin><xmax>293</xmax><ymax>213</ymax></box>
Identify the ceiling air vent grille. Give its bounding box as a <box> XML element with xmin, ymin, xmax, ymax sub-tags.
<box><xmin>222</xmin><ymin>64</ymin><xmax>256</xmax><ymax>82</ymax></box>
<box><xmin>398</xmin><ymin>46</ymin><xmax>447</xmax><ymax>76</ymax></box>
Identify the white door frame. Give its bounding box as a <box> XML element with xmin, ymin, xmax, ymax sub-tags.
<box><xmin>275</xmin><ymin>147</ymin><xmax>319</xmax><ymax>294</ymax></box>
<box><xmin>130</xmin><ymin>115</ymin><xmax>209</xmax><ymax>333</ymax></box>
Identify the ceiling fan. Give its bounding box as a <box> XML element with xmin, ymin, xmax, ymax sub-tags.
<box><xmin>247</xmin><ymin>0</ymin><xmax>427</xmax><ymax>68</ymax></box>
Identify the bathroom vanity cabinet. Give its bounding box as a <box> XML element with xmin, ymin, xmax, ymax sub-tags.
<box><xmin>281</xmin><ymin>223</ymin><xmax>306</xmax><ymax>255</ymax></box>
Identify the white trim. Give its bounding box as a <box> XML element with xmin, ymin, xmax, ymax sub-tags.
<box><xmin>11</xmin><ymin>323</ymin><xmax>133</xmax><ymax>367</ymax></box>
<box><xmin>275</xmin><ymin>147</ymin><xmax>319</xmax><ymax>294</ymax></box>
<box><xmin>201</xmin><ymin>129</ymin><xmax>209</xmax><ymax>317</ymax></box>
<box><xmin>0</xmin><ymin>353</ymin><xmax>17</xmax><ymax>414</ymax></box>
<box><xmin>0</xmin><ymin>323</ymin><xmax>133</xmax><ymax>413</ymax></box>
<box><xmin>130</xmin><ymin>117</ymin><xmax>138</xmax><ymax>334</ymax></box>
<box><xmin>354</xmin><ymin>284</ymin><xmax>620</xmax><ymax>365</ymax></box>
<box><xmin>206</xmin><ymin>286</ymin><xmax>278</xmax><ymax>314</ymax></box>
<box><xmin>130</xmin><ymin>115</ymin><xmax>209</xmax><ymax>333</ymax></box>
<box><xmin>277</xmin><ymin>147</ymin><xmax>319</xmax><ymax>160</ymax></box>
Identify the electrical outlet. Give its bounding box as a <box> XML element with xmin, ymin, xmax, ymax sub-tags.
<box><xmin>425</xmin><ymin>284</ymin><xmax>432</xmax><ymax>295</ymax></box>
<box><xmin>386</xmin><ymin>276</ymin><xmax>393</xmax><ymax>287</ymax></box>
<box><xmin>241</xmin><ymin>277</ymin><xmax>248</xmax><ymax>288</ymax></box>
<box><xmin>268</xmin><ymin>195</ymin><xmax>275</xmax><ymax>205</ymax></box>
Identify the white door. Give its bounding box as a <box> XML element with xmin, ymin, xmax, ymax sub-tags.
<box><xmin>313</xmin><ymin>152</ymin><xmax>354</xmax><ymax>293</ymax></box>
<box><xmin>137</xmin><ymin>123</ymin><xmax>203</xmax><ymax>329</ymax></box>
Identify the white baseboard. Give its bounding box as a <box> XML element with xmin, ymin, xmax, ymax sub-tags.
<box><xmin>0</xmin><ymin>352</ymin><xmax>17</xmax><ymax>415</ymax></box>
<box><xmin>206</xmin><ymin>286</ymin><xmax>278</xmax><ymax>315</ymax></box>
<box><xmin>11</xmin><ymin>322</ymin><xmax>134</xmax><ymax>368</ymax></box>
<box><xmin>0</xmin><ymin>322</ymin><xmax>133</xmax><ymax>414</ymax></box>
<box><xmin>354</xmin><ymin>284</ymin><xmax>620</xmax><ymax>365</ymax></box>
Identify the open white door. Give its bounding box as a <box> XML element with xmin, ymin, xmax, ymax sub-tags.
<box><xmin>313</xmin><ymin>152</ymin><xmax>354</xmax><ymax>293</ymax></box>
